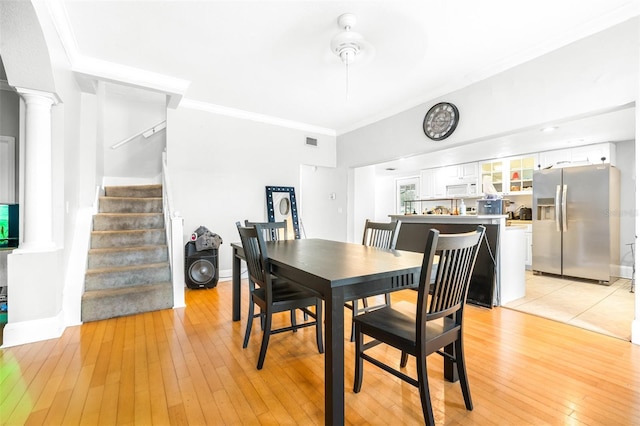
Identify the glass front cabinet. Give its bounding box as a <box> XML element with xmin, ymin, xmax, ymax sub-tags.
<box><xmin>480</xmin><ymin>154</ymin><xmax>537</xmax><ymax>195</ymax></box>
<box><xmin>508</xmin><ymin>156</ymin><xmax>535</xmax><ymax>192</ymax></box>
<box><xmin>480</xmin><ymin>160</ymin><xmax>504</xmax><ymax>193</ymax></box>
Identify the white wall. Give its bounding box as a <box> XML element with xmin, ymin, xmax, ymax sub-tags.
<box><xmin>0</xmin><ymin>0</ymin><xmax>89</xmax><ymax>345</ymax></box>
<box><xmin>167</xmin><ymin>106</ymin><xmax>337</xmax><ymax>277</ymax></box>
<box><xmin>338</xmin><ymin>18</ymin><xmax>638</xmax><ymax>170</ymax></box>
<box><xmin>103</xmin><ymin>88</ymin><xmax>167</xmax><ymax>182</ymax></box>
<box><xmin>339</xmin><ymin>17</ymin><xmax>639</xmax><ymax>235</ymax></box>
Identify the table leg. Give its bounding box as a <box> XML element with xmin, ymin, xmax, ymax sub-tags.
<box><xmin>324</xmin><ymin>289</ymin><xmax>345</xmax><ymax>425</ymax></box>
<box><xmin>232</xmin><ymin>248</ymin><xmax>241</xmax><ymax>321</ymax></box>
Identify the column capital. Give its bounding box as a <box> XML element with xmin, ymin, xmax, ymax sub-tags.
<box><xmin>14</xmin><ymin>87</ymin><xmax>61</xmax><ymax>106</ymax></box>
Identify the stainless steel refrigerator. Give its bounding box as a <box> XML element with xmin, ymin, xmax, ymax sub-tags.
<box><xmin>532</xmin><ymin>164</ymin><xmax>620</xmax><ymax>283</ymax></box>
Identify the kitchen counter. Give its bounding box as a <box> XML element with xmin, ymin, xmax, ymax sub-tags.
<box><xmin>396</xmin><ymin>214</ymin><xmax>507</xmax><ymax>223</ymax></box>
<box><xmin>389</xmin><ymin>213</ymin><xmax>525</xmax><ymax>306</ymax></box>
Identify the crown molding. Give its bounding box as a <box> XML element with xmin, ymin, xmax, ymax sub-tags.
<box><xmin>72</xmin><ymin>57</ymin><xmax>190</xmax><ymax>109</ymax></box>
<box><xmin>180</xmin><ymin>99</ymin><xmax>336</xmax><ymax>137</ymax></box>
<box><xmin>45</xmin><ymin>0</ymin><xmax>189</xmax><ymax>109</ymax></box>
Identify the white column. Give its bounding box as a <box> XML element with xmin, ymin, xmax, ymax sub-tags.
<box><xmin>16</xmin><ymin>88</ymin><xmax>59</xmax><ymax>251</ymax></box>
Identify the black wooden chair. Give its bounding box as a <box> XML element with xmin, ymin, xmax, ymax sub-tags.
<box><xmin>237</xmin><ymin>223</ymin><xmax>323</xmax><ymax>370</ymax></box>
<box><xmin>245</xmin><ymin>219</ymin><xmax>288</xmax><ymax>242</ymax></box>
<box><xmin>353</xmin><ymin>225</ymin><xmax>485</xmax><ymax>425</ymax></box>
<box><xmin>243</xmin><ymin>220</ymin><xmax>305</xmax><ymax>323</ymax></box>
<box><xmin>345</xmin><ymin>219</ymin><xmax>401</xmax><ymax>340</ymax></box>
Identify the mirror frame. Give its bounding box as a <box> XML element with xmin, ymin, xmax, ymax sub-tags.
<box><xmin>265</xmin><ymin>186</ymin><xmax>301</xmax><ymax>239</ymax></box>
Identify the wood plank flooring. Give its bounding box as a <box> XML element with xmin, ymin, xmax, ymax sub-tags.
<box><xmin>2</xmin><ymin>280</ymin><xmax>640</xmax><ymax>425</ymax></box>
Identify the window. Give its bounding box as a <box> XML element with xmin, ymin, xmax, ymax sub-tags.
<box><xmin>396</xmin><ymin>177</ymin><xmax>419</xmax><ymax>214</ymax></box>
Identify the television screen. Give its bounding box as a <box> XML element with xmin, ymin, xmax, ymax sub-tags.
<box><xmin>0</xmin><ymin>204</ymin><xmax>19</xmax><ymax>248</ymax></box>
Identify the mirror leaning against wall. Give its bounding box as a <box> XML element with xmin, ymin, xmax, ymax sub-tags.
<box><xmin>265</xmin><ymin>186</ymin><xmax>301</xmax><ymax>239</ymax></box>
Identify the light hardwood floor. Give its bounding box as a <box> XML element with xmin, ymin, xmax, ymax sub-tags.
<box><xmin>2</xmin><ymin>280</ymin><xmax>640</xmax><ymax>425</ymax></box>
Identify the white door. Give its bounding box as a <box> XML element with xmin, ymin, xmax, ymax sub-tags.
<box><xmin>0</xmin><ymin>136</ymin><xmax>16</xmax><ymax>203</ymax></box>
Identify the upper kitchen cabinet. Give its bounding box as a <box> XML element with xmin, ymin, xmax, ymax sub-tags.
<box><xmin>442</xmin><ymin>162</ymin><xmax>479</xmax><ymax>197</ymax></box>
<box><xmin>420</xmin><ymin>168</ymin><xmax>441</xmax><ymax>198</ymax></box>
<box><xmin>538</xmin><ymin>143</ymin><xmax>616</xmax><ymax>169</ymax></box>
<box><xmin>508</xmin><ymin>156</ymin><xmax>536</xmax><ymax>192</ymax></box>
<box><xmin>481</xmin><ymin>155</ymin><xmax>537</xmax><ymax>195</ymax></box>
<box><xmin>420</xmin><ymin>162</ymin><xmax>478</xmax><ymax>198</ymax></box>
<box><xmin>480</xmin><ymin>159</ymin><xmax>504</xmax><ymax>193</ymax></box>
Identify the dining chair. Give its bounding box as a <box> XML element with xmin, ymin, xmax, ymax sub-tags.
<box><xmin>245</xmin><ymin>219</ymin><xmax>288</xmax><ymax>241</ymax></box>
<box><xmin>352</xmin><ymin>225</ymin><xmax>485</xmax><ymax>425</ymax></box>
<box><xmin>243</xmin><ymin>220</ymin><xmax>305</xmax><ymax>323</ymax></box>
<box><xmin>345</xmin><ymin>219</ymin><xmax>401</xmax><ymax>341</ymax></box>
<box><xmin>237</xmin><ymin>223</ymin><xmax>324</xmax><ymax>370</ymax></box>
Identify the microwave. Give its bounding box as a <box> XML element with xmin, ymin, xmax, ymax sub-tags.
<box><xmin>446</xmin><ymin>183</ymin><xmax>477</xmax><ymax>197</ymax></box>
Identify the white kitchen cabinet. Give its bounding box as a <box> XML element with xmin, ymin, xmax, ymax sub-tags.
<box><xmin>480</xmin><ymin>155</ymin><xmax>536</xmax><ymax>195</ymax></box>
<box><xmin>419</xmin><ymin>169</ymin><xmax>437</xmax><ymax>198</ymax></box>
<box><xmin>480</xmin><ymin>159</ymin><xmax>505</xmax><ymax>193</ymax></box>
<box><xmin>442</xmin><ymin>162</ymin><xmax>478</xmax><ymax>185</ymax></box>
<box><xmin>538</xmin><ymin>143</ymin><xmax>615</xmax><ymax>168</ymax></box>
<box><xmin>508</xmin><ymin>156</ymin><xmax>536</xmax><ymax>193</ymax></box>
<box><xmin>421</xmin><ymin>167</ymin><xmax>457</xmax><ymax>198</ymax></box>
<box><xmin>538</xmin><ymin>149</ymin><xmax>571</xmax><ymax>169</ymax></box>
<box><xmin>443</xmin><ymin>162</ymin><xmax>478</xmax><ymax>197</ymax></box>
<box><xmin>570</xmin><ymin>143</ymin><xmax>616</xmax><ymax>165</ymax></box>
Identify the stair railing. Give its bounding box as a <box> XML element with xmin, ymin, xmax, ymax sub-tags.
<box><xmin>111</xmin><ymin>120</ymin><xmax>167</xmax><ymax>150</ymax></box>
<box><xmin>162</xmin><ymin>149</ymin><xmax>186</xmax><ymax>308</ymax></box>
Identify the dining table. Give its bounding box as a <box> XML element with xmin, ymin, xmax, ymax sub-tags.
<box><xmin>231</xmin><ymin>238</ymin><xmax>437</xmax><ymax>424</ymax></box>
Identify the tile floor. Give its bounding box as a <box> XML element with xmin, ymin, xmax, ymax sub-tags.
<box><xmin>504</xmin><ymin>271</ymin><xmax>635</xmax><ymax>341</ymax></box>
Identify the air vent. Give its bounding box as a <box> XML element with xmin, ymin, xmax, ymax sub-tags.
<box><xmin>305</xmin><ymin>137</ymin><xmax>318</xmax><ymax>147</ymax></box>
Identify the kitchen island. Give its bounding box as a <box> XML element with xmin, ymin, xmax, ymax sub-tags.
<box><xmin>389</xmin><ymin>214</ymin><xmax>525</xmax><ymax>306</ymax></box>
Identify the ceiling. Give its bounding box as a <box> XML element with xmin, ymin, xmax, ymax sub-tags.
<box><xmin>57</xmin><ymin>0</ymin><xmax>639</xmax><ymax>136</ymax></box>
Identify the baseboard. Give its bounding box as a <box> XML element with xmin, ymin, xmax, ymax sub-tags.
<box><xmin>617</xmin><ymin>265</ymin><xmax>633</xmax><ymax>280</ymax></box>
<box><xmin>218</xmin><ymin>267</ymin><xmax>248</xmax><ymax>283</ymax></box>
<box><xmin>1</xmin><ymin>311</ymin><xmax>65</xmax><ymax>348</ymax></box>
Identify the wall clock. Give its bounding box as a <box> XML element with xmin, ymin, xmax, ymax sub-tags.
<box><xmin>423</xmin><ymin>102</ymin><xmax>459</xmax><ymax>141</ymax></box>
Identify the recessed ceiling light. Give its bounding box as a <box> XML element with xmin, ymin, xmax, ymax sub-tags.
<box><xmin>541</xmin><ymin>126</ymin><xmax>558</xmax><ymax>132</ymax></box>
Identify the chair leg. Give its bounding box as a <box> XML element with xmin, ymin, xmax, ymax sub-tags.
<box><xmin>416</xmin><ymin>354</ymin><xmax>435</xmax><ymax>426</ymax></box>
<box><xmin>455</xmin><ymin>338</ymin><xmax>473</xmax><ymax>410</ymax></box>
<box><xmin>315</xmin><ymin>300</ymin><xmax>324</xmax><ymax>354</ymax></box>
<box><xmin>400</xmin><ymin>351</ymin><xmax>409</xmax><ymax>368</ymax></box>
<box><xmin>243</xmin><ymin>298</ymin><xmax>255</xmax><ymax>349</ymax></box>
<box><xmin>353</xmin><ymin>323</ymin><xmax>364</xmax><ymax>393</ymax></box>
<box><xmin>349</xmin><ymin>299</ymin><xmax>359</xmax><ymax>342</ymax></box>
<box><xmin>256</xmin><ymin>312</ymin><xmax>273</xmax><ymax>370</ymax></box>
<box><xmin>291</xmin><ymin>308</ymin><xmax>297</xmax><ymax>332</ymax></box>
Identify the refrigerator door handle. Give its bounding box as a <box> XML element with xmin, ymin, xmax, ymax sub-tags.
<box><xmin>561</xmin><ymin>184</ymin><xmax>568</xmax><ymax>231</ymax></box>
<box><xmin>555</xmin><ymin>184</ymin><xmax>562</xmax><ymax>232</ymax></box>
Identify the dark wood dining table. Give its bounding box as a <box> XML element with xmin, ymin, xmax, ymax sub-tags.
<box><xmin>231</xmin><ymin>238</ymin><xmax>425</xmax><ymax>425</ymax></box>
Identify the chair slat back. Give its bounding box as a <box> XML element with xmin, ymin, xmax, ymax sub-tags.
<box><xmin>362</xmin><ymin>219</ymin><xmax>401</xmax><ymax>250</ymax></box>
<box><xmin>416</xmin><ymin>226</ymin><xmax>485</xmax><ymax>326</ymax></box>
<box><xmin>245</xmin><ymin>220</ymin><xmax>288</xmax><ymax>242</ymax></box>
<box><xmin>237</xmin><ymin>224</ymin><xmax>269</xmax><ymax>288</ymax></box>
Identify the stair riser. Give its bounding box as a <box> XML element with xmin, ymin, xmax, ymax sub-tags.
<box><xmin>81</xmin><ymin>283</ymin><xmax>173</xmax><ymax>322</ymax></box>
<box><xmin>88</xmin><ymin>247</ymin><xmax>168</xmax><ymax>269</ymax></box>
<box><xmin>85</xmin><ymin>265</ymin><xmax>171</xmax><ymax>291</ymax></box>
<box><xmin>99</xmin><ymin>198</ymin><xmax>162</xmax><ymax>214</ymax></box>
<box><xmin>93</xmin><ymin>214</ymin><xmax>164</xmax><ymax>231</ymax></box>
<box><xmin>91</xmin><ymin>230</ymin><xmax>166</xmax><ymax>249</ymax></box>
<box><xmin>105</xmin><ymin>184</ymin><xmax>162</xmax><ymax>198</ymax></box>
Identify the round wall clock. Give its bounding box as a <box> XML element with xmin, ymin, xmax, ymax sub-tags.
<box><xmin>423</xmin><ymin>102</ymin><xmax>459</xmax><ymax>141</ymax></box>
